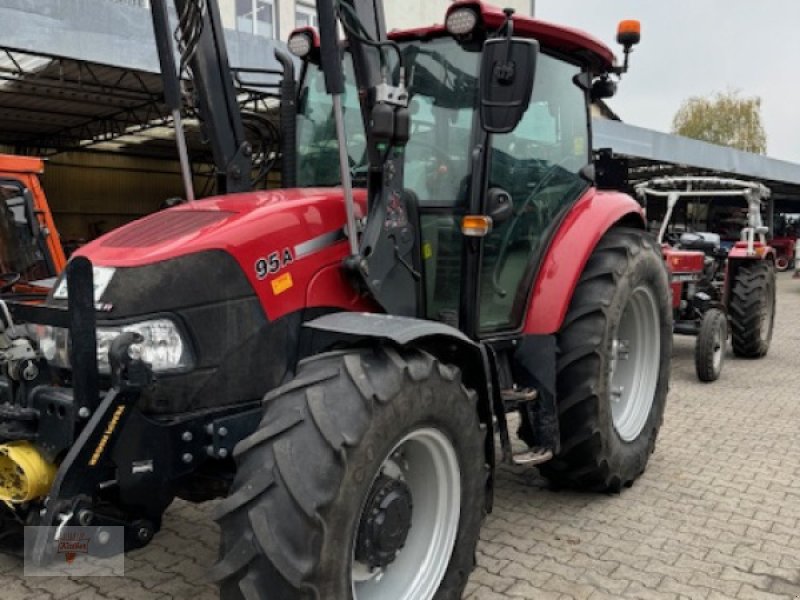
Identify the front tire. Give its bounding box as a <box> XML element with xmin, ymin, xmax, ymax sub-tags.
<box><xmin>538</xmin><ymin>228</ymin><xmax>672</xmax><ymax>492</ymax></box>
<box><xmin>729</xmin><ymin>261</ymin><xmax>776</xmax><ymax>358</ymax></box>
<box><xmin>694</xmin><ymin>308</ymin><xmax>727</xmax><ymax>382</ymax></box>
<box><xmin>213</xmin><ymin>347</ymin><xmax>486</xmax><ymax>600</ymax></box>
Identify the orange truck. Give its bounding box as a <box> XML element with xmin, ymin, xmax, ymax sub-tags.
<box><xmin>0</xmin><ymin>154</ymin><xmax>66</xmax><ymax>294</ymax></box>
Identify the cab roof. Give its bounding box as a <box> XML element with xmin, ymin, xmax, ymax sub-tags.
<box><xmin>0</xmin><ymin>154</ymin><xmax>44</xmax><ymax>175</ymax></box>
<box><xmin>389</xmin><ymin>1</ymin><xmax>616</xmax><ymax>72</ymax></box>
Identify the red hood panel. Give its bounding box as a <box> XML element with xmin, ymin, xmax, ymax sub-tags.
<box><xmin>99</xmin><ymin>210</ymin><xmax>233</xmax><ymax>249</ymax></box>
<box><xmin>78</xmin><ymin>188</ymin><xmax>365</xmax><ymax>267</ymax></box>
<box><xmin>77</xmin><ymin>188</ymin><xmax>371</xmax><ymax>320</ymax></box>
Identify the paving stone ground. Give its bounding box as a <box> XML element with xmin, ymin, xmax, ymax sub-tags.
<box><xmin>1</xmin><ymin>274</ymin><xmax>799</xmax><ymax>599</ymax></box>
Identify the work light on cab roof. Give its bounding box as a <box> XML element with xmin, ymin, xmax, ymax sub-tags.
<box><xmin>446</xmin><ymin>6</ymin><xmax>479</xmax><ymax>36</ymax></box>
<box><xmin>288</xmin><ymin>27</ymin><xmax>315</xmax><ymax>58</ymax></box>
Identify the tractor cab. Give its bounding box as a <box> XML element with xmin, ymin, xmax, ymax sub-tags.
<box><xmin>0</xmin><ymin>155</ymin><xmax>67</xmax><ymax>297</ymax></box>
<box><xmin>290</xmin><ymin>2</ymin><xmax>624</xmax><ymax>333</ymax></box>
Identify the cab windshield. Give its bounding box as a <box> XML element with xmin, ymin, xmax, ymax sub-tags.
<box><xmin>296</xmin><ymin>37</ymin><xmax>480</xmax><ymax>206</ymax></box>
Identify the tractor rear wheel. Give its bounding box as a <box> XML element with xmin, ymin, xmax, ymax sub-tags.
<box><xmin>694</xmin><ymin>308</ymin><xmax>727</xmax><ymax>382</ymax></box>
<box><xmin>213</xmin><ymin>347</ymin><xmax>486</xmax><ymax>600</ymax></box>
<box><xmin>538</xmin><ymin>228</ymin><xmax>672</xmax><ymax>492</ymax></box>
<box><xmin>729</xmin><ymin>261</ymin><xmax>776</xmax><ymax>358</ymax></box>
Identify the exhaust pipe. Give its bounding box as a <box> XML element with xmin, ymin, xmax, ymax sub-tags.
<box><xmin>0</xmin><ymin>441</ymin><xmax>56</xmax><ymax>504</ymax></box>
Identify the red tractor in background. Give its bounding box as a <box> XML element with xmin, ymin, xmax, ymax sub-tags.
<box><xmin>770</xmin><ymin>236</ymin><xmax>796</xmax><ymax>272</ymax></box>
<box><xmin>0</xmin><ymin>2</ymin><xmax>672</xmax><ymax>598</ymax></box>
<box><xmin>637</xmin><ymin>177</ymin><xmax>776</xmax><ymax>382</ymax></box>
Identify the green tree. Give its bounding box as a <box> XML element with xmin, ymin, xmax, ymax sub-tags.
<box><xmin>672</xmin><ymin>90</ymin><xmax>767</xmax><ymax>154</ymax></box>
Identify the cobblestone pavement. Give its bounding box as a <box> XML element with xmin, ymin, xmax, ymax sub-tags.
<box><xmin>1</xmin><ymin>275</ymin><xmax>799</xmax><ymax>599</ymax></box>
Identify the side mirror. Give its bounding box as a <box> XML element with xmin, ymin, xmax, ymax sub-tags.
<box><xmin>486</xmin><ymin>187</ymin><xmax>512</xmax><ymax>225</ymax></box>
<box><xmin>479</xmin><ymin>37</ymin><xmax>538</xmax><ymax>134</ymax></box>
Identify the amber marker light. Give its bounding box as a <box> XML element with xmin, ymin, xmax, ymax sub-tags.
<box><xmin>617</xmin><ymin>19</ymin><xmax>641</xmax><ymax>47</ymax></box>
<box><xmin>461</xmin><ymin>215</ymin><xmax>493</xmax><ymax>237</ymax></box>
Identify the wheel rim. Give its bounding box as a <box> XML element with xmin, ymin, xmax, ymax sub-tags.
<box><xmin>351</xmin><ymin>428</ymin><xmax>461</xmax><ymax>600</ymax></box>
<box><xmin>775</xmin><ymin>257</ymin><xmax>789</xmax><ymax>271</ymax></box>
<box><xmin>609</xmin><ymin>285</ymin><xmax>661</xmax><ymax>442</ymax></box>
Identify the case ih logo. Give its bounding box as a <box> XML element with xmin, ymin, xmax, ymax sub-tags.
<box><xmin>56</xmin><ymin>532</ymin><xmax>91</xmax><ymax>564</ymax></box>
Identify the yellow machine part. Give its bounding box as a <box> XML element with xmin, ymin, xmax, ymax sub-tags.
<box><xmin>0</xmin><ymin>442</ymin><xmax>56</xmax><ymax>504</ymax></box>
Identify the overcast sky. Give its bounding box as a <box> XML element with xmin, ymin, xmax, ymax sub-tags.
<box><xmin>537</xmin><ymin>0</ymin><xmax>800</xmax><ymax>163</ymax></box>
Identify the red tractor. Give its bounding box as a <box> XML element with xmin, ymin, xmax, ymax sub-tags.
<box><xmin>0</xmin><ymin>2</ymin><xmax>672</xmax><ymax>598</ymax></box>
<box><xmin>770</xmin><ymin>236</ymin><xmax>796</xmax><ymax>272</ymax></box>
<box><xmin>637</xmin><ymin>177</ymin><xmax>776</xmax><ymax>382</ymax></box>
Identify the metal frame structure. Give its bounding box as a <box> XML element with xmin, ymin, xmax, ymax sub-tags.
<box><xmin>0</xmin><ymin>46</ymin><xmax>281</xmax><ymax>159</ymax></box>
<box><xmin>636</xmin><ymin>176</ymin><xmax>770</xmax><ymax>256</ymax></box>
<box><xmin>593</xmin><ymin>118</ymin><xmax>800</xmax><ymax>213</ymax></box>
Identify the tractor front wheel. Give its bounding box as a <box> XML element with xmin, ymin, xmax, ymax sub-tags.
<box><xmin>694</xmin><ymin>308</ymin><xmax>727</xmax><ymax>382</ymax></box>
<box><xmin>729</xmin><ymin>261</ymin><xmax>776</xmax><ymax>358</ymax></box>
<box><xmin>213</xmin><ymin>347</ymin><xmax>486</xmax><ymax>600</ymax></box>
<box><xmin>538</xmin><ymin>228</ymin><xmax>672</xmax><ymax>492</ymax></box>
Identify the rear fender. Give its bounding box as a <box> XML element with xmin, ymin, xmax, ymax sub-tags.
<box><xmin>304</xmin><ymin>312</ymin><xmax>499</xmax><ymax>512</ymax></box>
<box><xmin>523</xmin><ymin>189</ymin><xmax>646</xmax><ymax>335</ymax></box>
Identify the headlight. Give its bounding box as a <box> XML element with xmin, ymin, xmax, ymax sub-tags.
<box><xmin>38</xmin><ymin>318</ymin><xmax>193</xmax><ymax>375</ymax></box>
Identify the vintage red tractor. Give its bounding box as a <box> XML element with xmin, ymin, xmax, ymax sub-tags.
<box><xmin>638</xmin><ymin>176</ymin><xmax>776</xmax><ymax>382</ymax></box>
<box><xmin>770</xmin><ymin>236</ymin><xmax>796</xmax><ymax>272</ymax></box>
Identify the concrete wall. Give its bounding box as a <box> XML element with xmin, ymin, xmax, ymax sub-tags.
<box><xmin>0</xmin><ymin>0</ymin><xmax>286</xmax><ymax>73</ymax></box>
<box><xmin>39</xmin><ymin>153</ymin><xmax>199</xmax><ymax>242</ymax></box>
<box><xmin>384</xmin><ymin>0</ymin><xmax>532</xmax><ymax>32</ymax></box>
<box><xmin>215</xmin><ymin>0</ymin><xmax>534</xmax><ymax>42</ymax></box>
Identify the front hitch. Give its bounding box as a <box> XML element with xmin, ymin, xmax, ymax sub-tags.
<box><xmin>30</xmin><ymin>332</ymin><xmax>153</xmax><ymax>566</ymax></box>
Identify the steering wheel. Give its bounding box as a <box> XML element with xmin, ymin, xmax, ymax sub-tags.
<box><xmin>490</xmin><ymin>161</ymin><xmax>574</xmax><ymax>298</ymax></box>
<box><xmin>0</xmin><ymin>272</ymin><xmax>21</xmax><ymax>293</ymax></box>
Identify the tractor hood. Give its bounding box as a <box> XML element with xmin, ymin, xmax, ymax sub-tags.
<box><xmin>78</xmin><ymin>188</ymin><xmax>366</xmax><ymax>268</ymax></box>
<box><xmin>71</xmin><ymin>187</ymin><xmax>369</xmax><ymax>322</ymax></box>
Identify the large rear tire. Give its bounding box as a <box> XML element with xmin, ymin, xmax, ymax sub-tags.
<box><xmin>729</xmin><ymin>261</ymin><xmax>776</xmax><ymax>358</ymax></box>
<box><xmin>538</xmin><ymin>228</ymin><xmax>672</xmax><ymax>492</ymax></box>
<box><xmin>212</xmin><ymin>347</ymin><xmax>486</xmax><ymax>600</ymax></box>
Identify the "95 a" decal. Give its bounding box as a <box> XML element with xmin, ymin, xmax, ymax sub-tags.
<box><xmin>255</xmin><ymin>248</ymin><xmax>294</xmax><ymax>280</ymax></box>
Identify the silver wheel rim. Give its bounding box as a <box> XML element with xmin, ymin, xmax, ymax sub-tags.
<box><xmin>351</xmin><ymin>428</ymin><xmax>461</xmax><ymax>600</ymax></box>
<box><xmin>609</xmin><ymin>285</ymin><xmax>661</xmax><ymax>442</ymax></box>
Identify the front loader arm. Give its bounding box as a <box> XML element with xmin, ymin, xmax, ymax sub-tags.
<box><xmin>316</xmin><ymin>0</ymin><xmax>420</xmax><ymax>317</ymax></box>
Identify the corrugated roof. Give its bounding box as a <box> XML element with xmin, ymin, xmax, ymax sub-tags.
<box><xmin>593</xmin><ymin>119</ymin><xmax>800</xmax><ymax>210</ymax></box>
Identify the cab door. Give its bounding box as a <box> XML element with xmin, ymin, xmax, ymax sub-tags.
<box><xmin>478</xmin><ymin>53</ymin><xmax>592</xmax><ymax>333</ymax></box>
<box><xmin>0</xmin><ymin>175</ymin><xmax>65</xmax><ymax>282</ymax></box>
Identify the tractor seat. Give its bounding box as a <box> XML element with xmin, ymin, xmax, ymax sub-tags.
<box><xmin>678</xmin><ymin>232</ymin><xmax>721</xmax><ymax>254</ymax></box>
